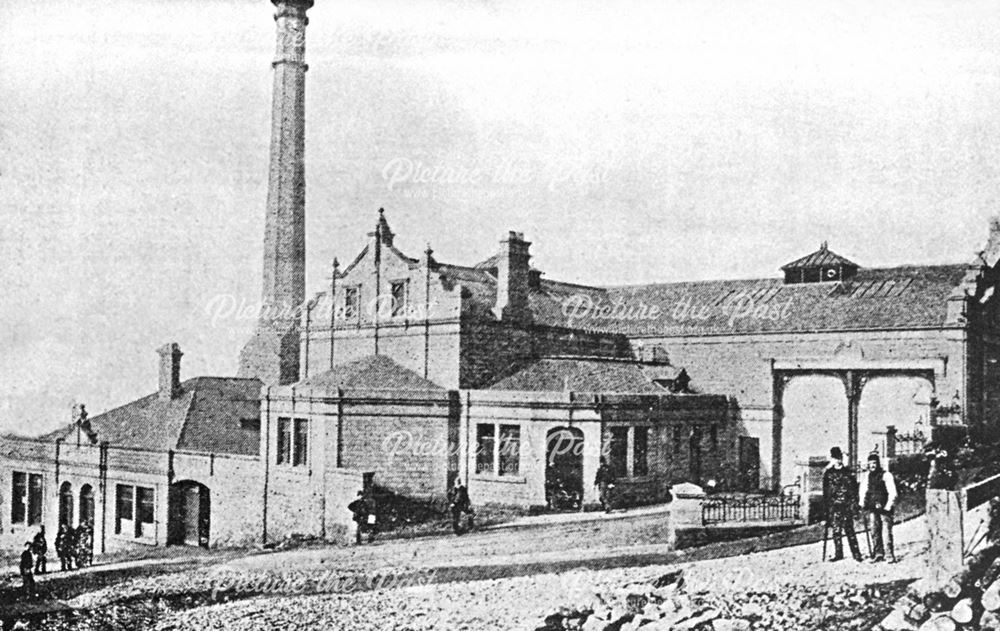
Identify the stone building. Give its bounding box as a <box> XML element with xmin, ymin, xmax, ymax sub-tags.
<box><xmin>0</xmin><ymin>345</ymin><xmax>262</xmax><ymax>551</ymax></box>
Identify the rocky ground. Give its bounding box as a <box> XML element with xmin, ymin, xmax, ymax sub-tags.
<box><xmin>2</xmin><ymin>515</ymin><xmax>926</xmax><ymax>630</ymax></box>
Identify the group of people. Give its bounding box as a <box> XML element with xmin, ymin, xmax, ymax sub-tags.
<box><xmin>347</xmin><ymin>479</ymin><xmax>477</xmax><ymax>545</ymax></box>
<box><xmin>823</xmin><ymin>446</ymin><xmax>898</xmax><ymax>563</ymax></box>
<box><xmin>18</xmin><ymin>522</ymin><xmax>94</xmax><ymax>594</ymax></box>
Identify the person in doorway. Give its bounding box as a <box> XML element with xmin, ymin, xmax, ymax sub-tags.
<box><xmin>859</xmin><ymin>452</ymin><xmax>898</xmax><ymax>562</ymax></box>
<box><xmin>32</xmin><ymin>526</ymin><xmax>48</xmax><ymax>574</ymax></box>
<box><xmin>822</xmin><ymin>446</ymin><xmax>863</xmax><ymax>562</ymax></box>
<box><xmin>348</xmin><ymin>491</ymin><xmax>368</xmax><ymax>545</ymax></box>
<box><xmin>595</xmin><ymin>458</ymin><xmax>614</xmax><ymax>513</ymax></box>
<box><xmin>19</xmin><ymin>541</ymin><xmax>35</xmax><ymax>596</ymax></box>
<box><xmin>55</xmin><ymin>524</ymin><xmax>73</xmax><ymax>571</ymax></box>
<box><xmin>447</xmin><ymin>478</ymin><xmax>474</xmax><ymax>535</ymax></box>
<box><xmin>75</xmin><ymin>520</ymin><xmax>93</xmax><ymax>568</ymax></box>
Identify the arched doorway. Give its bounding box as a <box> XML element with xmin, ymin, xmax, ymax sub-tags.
<box><xmin>79</xmin><ymin>485</ymin><xmax>95</xmax><ymax>526</ymax></box>
<box><xmin>59</xmin><ymin>481</ymin><xmax>73</xmax><ymax>526</ymax></box>
<box><xmin>545</xmin><ymin>427</ymin><xmax>584</xmax><ymax>510</ymax></box>
<box><xmin>780</xmin><ymin>375</ymin><xmax>849</xmax><ymax>488</ymax></box>
<box><xmin>167</xmin><ymin>481</ymin><xmax>210</xmax><ymax>547</ymax></box>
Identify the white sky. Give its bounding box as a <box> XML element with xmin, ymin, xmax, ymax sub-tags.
<box><xmin>1</xmin><ymin>0</ymin><xmax>999</xmax><ymax>434</ymax></box>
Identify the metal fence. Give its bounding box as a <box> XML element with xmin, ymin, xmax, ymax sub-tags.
<box><xmin>701</xmin><ymin>494</ymin><xmax>801</xmax><ymax>525</ymax></box>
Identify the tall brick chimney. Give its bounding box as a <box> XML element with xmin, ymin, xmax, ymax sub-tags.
<box><xmin>238</xmin><ymin>0</ymin><xmax>313</xmax><ymax>385</ymax></box>
<box><xmin>157</xmin><ymin>343</ymin><xmax>183</xmax><ymax>401</ymax></box>
<box><xmin>494</xmin><ymin>232</ymin><xmax>532</xmax><ymax>324</ymax></box>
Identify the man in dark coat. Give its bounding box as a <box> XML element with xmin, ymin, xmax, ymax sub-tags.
<box><xmin>55</xmin><ymin>524</ymin><xmax>73</xmax><ymax>571</ymax></box>
<box><xmin>447</xmin><ymin>478</ymin><xmax>474</xmax><ymax>535</ymax></box>
<box><xmin>19</xmin><ymin>541</ymin><xmax>35</xmax><ymax>595</ymax></box>
<box><xmin>348</xmin><ymin>490</ymin><xmax>378</xmax><ymax>545</ymax></box>
<box><xmin>595</xmin><ymin>458</ymin><xmax>614</xmax><ymax>513</ymax></box>
<box><xmin>32</xmin><ymin>526</ymin><xmax>48</xmax><ymax>574</ymax></box>
<box><xmin>823</xmin><ymin>446</ymin><xmax>863</xmax><ymax>562</ymax></box>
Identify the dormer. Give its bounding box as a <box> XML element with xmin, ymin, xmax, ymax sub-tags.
<box><xmin>781</xmin><ymin>242</ymin><xmax>859</xmax><ymax>284</ymax></box>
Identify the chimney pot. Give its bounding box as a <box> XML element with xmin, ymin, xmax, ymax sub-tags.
<box><xmin>494</xmin><ymin>231</ymin><xmax>532</xmax><ymax>323</ymax></box>
<box><xmin>157</xmin><ymin>343</ymin><xmax>183</xmax><ymax>401</ymax></box>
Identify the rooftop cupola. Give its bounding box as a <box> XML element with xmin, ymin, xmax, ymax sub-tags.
<box><xmin>780</xmin><ymin>242</ymin><xmax>859</xmax><ymax>284</ymax></box>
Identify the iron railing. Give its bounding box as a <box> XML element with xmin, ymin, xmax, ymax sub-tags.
<box><xmin>701</xmin><ymin>494</ymin><xmax>801</xmax><ymax>525</ymax></box>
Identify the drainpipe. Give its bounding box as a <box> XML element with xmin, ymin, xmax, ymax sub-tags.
<box><xmin>99</xmin><ymin>442</ymin><xmax>109</xmax><ymax>555</ymax></box>
<box><xmin>262</xmin><ymin>389</ymin><xmax>271</xmax><ymax>545</ymax></box>
<box><xmin>330</xmin><ymin>258</ymin><xmax>338</xmax><ymax>370</ymax></box>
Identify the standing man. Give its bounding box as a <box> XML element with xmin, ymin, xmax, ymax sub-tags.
<box><xmin>595</xmin><ymin>458</ymin><xmax>614</xmax><ymax>513</ymax></box>
<box><xmin>823</xmin><ymin>446</ymin><xmax>863</xmax><ymax>562</ymax></box>
<box><xmin>19</xmin><ymin>541</ymin><xmax>35</xmax><ymax>596</ymax></box>
<box><xmin>859</xmin><ymin>452</ymin><xmax>898</xmax><ymax>562</ymax></box>
<box><xmin>32</xmin><ymin>525</ymin><xmax>48</xmax><ymax>574</ymax></box>
<box><xmin>348</xmin><ymin>491</ymin><xmax>367</xmax><ymax>545</ymax></box>
<box><xmin>448</xmin><ymin>477</ymin><xmax>474</xmax><ymax>535</ymax></box>
<box><xmin>55</xmin><ymin>524</ymin><xmax>73</xmax><ymax>571</ymax></box>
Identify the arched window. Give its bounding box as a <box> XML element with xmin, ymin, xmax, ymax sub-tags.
<box><xmin>59</xmin><ymin>481</ymin><xmax>74</xmax><ymax>526</ymax></box>
<box><xmin>79</xmin><ymin>484</ymin><xmax>95</xmax><ymax>526</ymax></box>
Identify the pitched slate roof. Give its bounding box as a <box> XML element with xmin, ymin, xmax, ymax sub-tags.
<box><xmin>490</xmin><ymin>357</ymin><xmax>680</xmax><ymax>393</ymax></box>
<box><xmin>781</xmin><ymin>243</ymin><xmax>859</xmax><ymax>270</ymax></box>
<box><xmin>42</xmin><ymin>377</ymin><xmax>262</xmax><ymax>456</ymax></box>
<box><xmin>298</xmin><ymin>354</ymin><xmax>444</xmax><ymax>390</ymax></box>
<box><xmin>567</xmin><ymin>264</ymin><xmax>972</xmax><ymax>337</ymax></box>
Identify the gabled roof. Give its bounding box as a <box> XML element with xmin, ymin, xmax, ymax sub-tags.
<box><xmin>298</xmin><ymin>354</ymin><xmax>444</xmax><ymax>390</ymax></box>
<box><xmin>577</xmin><ymin>264</ymin><xmax>972</xmax><ymax>337</ymax></box>
<box><xmin>489</xmin><ymin>357</ymin><xmax>676</xmax><ymax>393</ymax></box>
<box><xmin>781</xmin><ymin>243</ymin><xmax>858</xmax><ymax>270</ymax></box>
<box><xmin>41</xmin><ymin>377</ymin><xmax>262</xmax><ymax>456</ymax></box>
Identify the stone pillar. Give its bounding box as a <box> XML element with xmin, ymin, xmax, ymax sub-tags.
<box><xmin>239</xmin><ymin>0</ymin><xmax>314</xmax><ymax>385</ymax></box>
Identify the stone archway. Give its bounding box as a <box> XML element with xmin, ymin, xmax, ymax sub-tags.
<box><xmin>167</xmin><ymin>481</ymin><xmax>210</xmax><ymax>547</ymax></box>
<box><xmin>59</xmin><ymin>481</ymin><xmax>74</xmax><ymax>526</ymax></box>
<box><xmin>858</xmin><ymin>376</ymin><xmax>934</xmax><ymax>459</ymax></box>
<box><xmin>79</xmin><ymin>484</ymin><xmax>95</xmax><ymax>526</ymax></box>
<box><xmin>777</xmin><ymin>375</ymin><xmax>848</xmax><ymax>488</ymax></box>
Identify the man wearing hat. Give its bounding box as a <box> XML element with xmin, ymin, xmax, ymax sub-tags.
<box><xmin>859</xmin><ymin>452</ymin><xmax>898</xmax><ymax>562</ymax></box>
<box><xmin>822</xmin><ymin>446</ymin><xmax>863</xmax><ymax>562</ymax></box>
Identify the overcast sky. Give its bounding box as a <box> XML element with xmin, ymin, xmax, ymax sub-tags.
<box><xmin>1</xmin><ymin>0</ymin><xmax>998</xmax><ymax>434</ymax></box>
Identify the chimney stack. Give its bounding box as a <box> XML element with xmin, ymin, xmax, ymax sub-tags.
<box><xmin>494</xmin><ymin>231</ymin><xmax>532</xmax><ymax>324</ymax></box>
<box><xmin>157</xmin><ymin>343</ymin><xmax>183</xmax><ymax>401</ymax></box>
<box><xmin>238</xmin><ymin>0</ymin><xmax>313</xmax><ymax>385</ymax></box>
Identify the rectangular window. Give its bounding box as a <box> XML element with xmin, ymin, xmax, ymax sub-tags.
<box><xmin>391</xmin><ymin>280</ymin><xmax>407</xmax><ymax>317</ymax></box>
<box><xmin>498</xmin><ymin>425</ymin><xmax>520</xmax><ymax>476</ymax></box>
<box><xmin>609</xmin><ymin>428</ymin><xmax>629</xmax><ymax>478</ymax></box>
<box><xmin>293</xmin><ymin>419</ymin><xmax>309</xmax><ymax>467</ymax></box>
<box><xmin>11</xmin><ymin>471</ymin><xmax>26</xmax><ymax>524</ymax></box>
<box><xmin>673</xmin><ymin>426</ymin><xmax>683</xmax><ymax>454</ymax></box>
<box><xmin>344</xmin><ymin>287</ymin><xmax>360</xmax><ymax>320</ymax></box>
<box><xmin>277</xmin><ymin>417</ymin><xmax>292</xmax><ymax>465</ymax></box>
<box><xmin>115</xmin><ymin>484</ymin><xmax>133</xmax><ymax>535</ymax></box>
<box><xmin>136</xmin><ymin>486</ymin><xmax>155</xmax><ymax>538</ymax></box>
<box><xmin>476</xmin><ymin>424</ymin><xmax>495</xmax><ymax>474</ymax></box>
<box><xmin>634</xmin><ymin>427</ymin><xmax>649</xmax><ymax>477</ymax></box>
<box><xmin>710</xmin><ymin>425</ymin><xmax>719</xmax><ymax>453</ymax></box>
<box><xmin>28</xmin><ymin>474</ymin><xmax>42</xmax><ymax>526</ymax></box>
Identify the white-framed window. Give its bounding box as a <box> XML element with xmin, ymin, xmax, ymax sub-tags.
<box><xmin>11</xmin><ymin>471</ymin><xmax>43</xmax><ymax>526</ymax></box>
<box><xmin>390</xmin><ymin>280</ymin><xmax>408</xmax><ymax>317</ymax></box>
<box><xmin>277</xmin><ymin>417</ymin><xmax>308</xmax><ymax>467</ymax></box>
<box><xmin>343</xmin><ymin>286</ymin><xmax>360</xmax><ymax>320</ymax></box>
<box><xmin>475</xmin><ymin>423</ymin><xmax>521</xmax><ymax>476</ymax></box>
<box><xmin>115</xmin><ymin>484</ymin><xmax>154</xmax><ymax>539</ymax></box>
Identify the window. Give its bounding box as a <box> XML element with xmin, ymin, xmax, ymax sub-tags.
<box><xmin>498</xmin><ymin>425</ymin><xmax>520</xmax><ymax>476</ymax></box>
<box><xmin>634</xmin><ymin>427</ymin><xmax>649</xmax><ymax>477</ymax></box>
<box><xmin>240</xmin><ymin>417</ymin><xmax>261</xmax><ymax>431</ymax></box>
<box><xmin>344</xmin><ymin>286</ymin><xmax>360</xmax><ymax>320</ymax></box>
<box><xmin>277</xmin><ymin>417</ymin><xmax>292</xmax><ymax>465</ymax></box>
<box><xmin>476</xmin><ymin>424</ymin><xmax>495</xmax><ymax>474</ymax></box>
<box><xmin>12</xmin><ymin>471</ymin><xmax>43</xmax><ymax>526</ymax></box>
<box><xmin>673</xmin><ymin>426</ymin><xmax>683</xmax><ymax>454</ymax></box>
<box><xmin>390</xmin><ymin>280</ymin><xmax>407</xmax><ymax>317</ymax></box>
<box><xmin>115</xmin><ymin>485</ymin><xmax>133</xmax><ymax>535</ymax></box>
<box><xmin>710</xmin><ymin>425</ymin><xmax>719</xmax><ymax>453</ymax></box>
<box><xmin>609</xmin><ymin>428</ymin><xmax>629</xmax><ymax>478</ymax></box>
<box><xmin>136</xmin><ymin>486</ymin><xmax>155</xmax><ymax>538</ymax></box>
<box><xmin>116</xmin><ymin>484</ymin><xmax>154</xmax><ymax>539</ymax></box>
<box><xmin>293</xmin><ymin>419</ymin><xmax>309</xmax><ymax>466</ymax></box>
